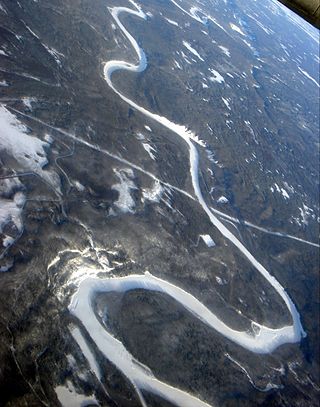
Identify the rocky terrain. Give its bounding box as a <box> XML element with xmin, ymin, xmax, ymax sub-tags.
<box><xmin>0</xmin><ymin>0</ymin><xmax>319</xmax><ymax>406</ymax></box>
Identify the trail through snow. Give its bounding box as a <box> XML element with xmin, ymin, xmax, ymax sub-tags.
<box><xmin>211</xmin><ymin>207</ymin><xmax>319</xmax><ymax>248</ymax></box>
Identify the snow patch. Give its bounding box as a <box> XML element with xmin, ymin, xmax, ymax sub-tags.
<box><xmin>142</xmin><ymin>142</ymin><xmax>156</xmax><ymax>160</ymax></box>
<box><xmin>22</xmin><ymin>97</ymin><xmax>37</xmax><ymax>110</ymax></box>
<box><xmin>111</xmin><ymin>168</ymin><xmax>137</xmax><ymax>214</ymax></box>
<box><xmin>200</xmin><ymin>234</ymin><xmax>215</xmax><ymax>247</ymax></box>
<box><xmin>244</xmin><ymin>120</ymin><xmax>258</xmax><ymax>144</ymax></box>
<box><xmin>24</xmin><ymin>23</ymin><xmax>39</xmax><ymax>39</ymax></box>
<box><xmin>55</xmin><ymin>380</ymin><xmax>98</xmax><ymax>407</ymax></box>
<box><xmin>215</xmin><ymin>276</ymin><xmax>227</xmax><ymax>285</ymax></box>
<box><xmin>0</xmin><ymin>105</ymin><xmax>60</xmax><ymax>192</ymax></box>
<box><xmin>272</xmin><ymin>183</ymin><xmax>290</xmax><ymax>199</ymax></box>
<box><xmin>0</xmin><ymin>192</ymin><xmax>25</xmax><ymax>246</ymax></box>
<box><xmin>281</xmin><ymin>188</ymin><xmax>289</xmax><ymax>199</ymax></box>
<box><xmin>180</xmin><ymin>50</ymin><xmax>192</xmax><ymax>65</ymax></box>
<box><xmin>142</xmin><ymin>180</ymin><xmax>164</xmax><ymax>203</ymax></box>
<box><xmin>229</xmin><ymin>23</ymin><xmax>245</xmax><ymax>35</ymax></box>
<box><xmin>183</xmin><ymin>41</ymin><xmax>204</xmax><ymax>62</ymax></box>
<box><xmin>217</xmin><ymin>196</ymin><xmax>228</xmax><ymax>204</ymax></box>
<box><xmin>298</xmin><ymin>204</ymin><xmax>314</xmax><ymax>225</ymax></box>
<box><xmin>165</xmin><ymin>17</ymin><xmax>179</xmax><ymax>27</ymax></box>
<box><xmin>222</xmin><ymin>97</ymin><xmax>231</xmax><ymax>110</ymax></box>
<box><xmin>208</xmin><ymin>68</ymin><xmax>224</xmax><ymax>83</ymax></box>
<box><xmin>74</xmin><ymin>181</ymin><xmax>85</xmax><ymax>192</ymax></box>
<box><xmin>218</xmin><ymin>45</ymin><xmax>230</xmax><ymax>57</ymax></box>
<box><xmin>43</xmin><ymin>44</ymin><xmax>64</xmax><ymax>67</ymax></box>
<box><xmin>3</xmin><ymin>235</ymin><xmax>15</xmax><ymax>248</ymax></box>
<box><xmin>174</xmin><ymin>59</ymin><xmax>182</xmax><ymax>69</ymax></box>
<box><xmin>298</xmin><ymin>67</ymin><xmax>319</xmax><ymax>88</ymax></box>
<box><xmin>0</xmin><ymin>3</ymin><xmax>7</xmax><ymax>14</ymax></box>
